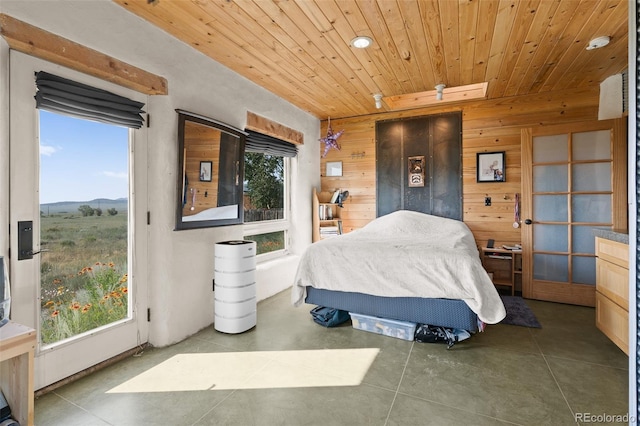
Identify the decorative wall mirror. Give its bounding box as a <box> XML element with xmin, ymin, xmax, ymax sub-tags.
<box><xmin>175</xmin><ymin>109</ymin><xmax>246</xmax><ymax>230</ymax></box>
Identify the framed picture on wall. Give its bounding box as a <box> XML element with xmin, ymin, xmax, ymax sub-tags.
<box><xmin>326</xmin><ymin>161</ymin><xmax>343</xmax><ymax>177</ymax></box>
<box><xmin>408</xmin><ymin>156</ymin><xmax>425</xmax><ymax>187</ymax></box>
<box><xmin>200</xmin><ymin>161</ymin><xmax>212</xmax><ymax>182</ymax></box>
<box><xmin>476</xmin><ymin>151</ymin><xmax>505</xmax><ymax>182</ymax></box>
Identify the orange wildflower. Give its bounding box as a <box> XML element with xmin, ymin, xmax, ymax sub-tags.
<box><xmin>51</xmin><ymin>310</ymin><xmax>59</xmax><ymax>317</ymax></box>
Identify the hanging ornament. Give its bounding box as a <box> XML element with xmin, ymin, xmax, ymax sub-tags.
<box><xmin>513</xmin><ymin>193</ymin><xmax>520</xmax><ymax>228</ymax></box>
<box><xmin>319</xmin><ymin>117</ymin><xmax>344</xmax><ymax>158</ymax></box>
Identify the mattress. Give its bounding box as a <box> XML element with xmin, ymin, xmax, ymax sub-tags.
<box><xmin>305</xmin><ymin>287</ymin><xmax>479</xmax><ymax>332</ymax></box>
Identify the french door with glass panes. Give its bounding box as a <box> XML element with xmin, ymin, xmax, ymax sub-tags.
<box><xmin>521</xmin><ymin>120</ymin><xmax>626</xmax><ymax>306</ymax></box>
<box><xmin>9</xmin><ymin>51</ymin><xmax>149</xmax><ymax>389</ymax></box>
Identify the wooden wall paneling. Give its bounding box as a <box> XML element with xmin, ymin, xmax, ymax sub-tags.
<box><xmin>320</xmin><ymin>85</ymin><xmax>603</xmax><ymax>249</ymax></box>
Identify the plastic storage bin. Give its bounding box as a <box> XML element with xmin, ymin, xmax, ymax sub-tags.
<box><xmin>349</xmin><ymin>312</ymin><xmax>417</xmax><ymax>341</ymax></box>
<box><xmin>214</xmin><ymin>240</ymin><xmax>256</xmax><ymax>334</ymax></box>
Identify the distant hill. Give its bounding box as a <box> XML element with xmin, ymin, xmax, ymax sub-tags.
<box><xmin>40</xmin><ymin>198</ymin><xmax>128</xmax><ymax>215</ymax></box>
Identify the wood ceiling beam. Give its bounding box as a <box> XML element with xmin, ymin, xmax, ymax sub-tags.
<box><xmin>246</xmin><ymin>112</ymin><xmax>304</xmax><ymax>146</ymax></box>
<box><xmin>0</xmin><ymin>13</ymin><xmax>168</xmax><ymax>95</ymax></box>
<box><xmin>383</xmin><ymin>82</ymin><xmax>488</xmax><ymax>111</ymax></box>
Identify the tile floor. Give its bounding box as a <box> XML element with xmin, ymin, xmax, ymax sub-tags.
<box><xmin>35</xmin><ymin>289</ymin><xmax>629</xmax><ymax>425</ymax></box>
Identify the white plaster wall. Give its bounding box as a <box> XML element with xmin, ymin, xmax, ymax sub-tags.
<box><xmin>0</xmin><ymin>1</ymin><xmax>320</xmax><ymax>347</ymax></box>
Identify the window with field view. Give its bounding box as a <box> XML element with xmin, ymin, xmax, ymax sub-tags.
<box><xmin>39</xmin><ymin>110</ymin><xmax>130</xmax><ymax>345</ymax></box>
<box><xmin>243</xmin><ymin>152</ymin><xmax>287</xmax><ymax>255</ymax></box>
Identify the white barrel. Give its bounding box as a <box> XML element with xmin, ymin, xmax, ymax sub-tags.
<box><xmin>214</xmin><ymin>240</ymin><xmax>256</xmax><ymax>333</ymax></box>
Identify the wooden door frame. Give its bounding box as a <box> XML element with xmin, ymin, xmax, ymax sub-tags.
<box><xmin>521</xmin><ymin>118</ymin><xmax>627</xmax><ymax>305</ymax></box>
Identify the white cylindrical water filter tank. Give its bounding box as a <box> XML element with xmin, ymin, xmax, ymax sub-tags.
<box><xmin>214</xmin><ymin>240</ymin><xmax>257</xmax><ymax>333</ymax></box>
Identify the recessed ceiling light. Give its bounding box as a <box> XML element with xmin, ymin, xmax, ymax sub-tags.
<box><xmin>351</xmin><ymin>36</ymin><xmax>372</xmax><ymax>49</ymax></box>
<box><xmin>586</xmin><ymin>36</ymin><xmax>610</xmax><ymax>50</ymax></box>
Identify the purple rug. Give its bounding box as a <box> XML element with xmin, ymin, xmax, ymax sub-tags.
<box><xmin>500</xmin><ymin>296</ymin><xmax>541</xmax><ymax>328</ymax></box>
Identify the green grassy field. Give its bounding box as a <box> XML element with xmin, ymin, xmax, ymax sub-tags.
<box><xmin>39</xmin><ymin>211</ymin><xmax>128</xmax><ymax>344</ymax></box>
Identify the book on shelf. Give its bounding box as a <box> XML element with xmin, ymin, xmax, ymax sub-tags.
<box><xmin>501</xmin><ymin>244</ymin><xmax>522</xmax><ymax>251</ymax></box>
<box><xmin>487</xmin><ymin>254</ymin><xmax>512</xmax><ymax>259</ymax></box>
<box><xmin>320</xmin><ymin>226</ymin><xmax>339</xmax><ymax>232</ymax></box>
<box><xmin>330</xmin><ymin>189</ymin><xmax>341</xmax><ymax>204</ymax></box>
<box><xmin>320</xmin><ymin>226</ymin><xmax>340</xmax><ymax>237</ymax></box>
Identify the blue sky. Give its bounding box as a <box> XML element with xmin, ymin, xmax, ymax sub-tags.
<box><xmin>39</xmin><ymin>110</ymin><xmax>129</xmax><ymax>204</ymax></box>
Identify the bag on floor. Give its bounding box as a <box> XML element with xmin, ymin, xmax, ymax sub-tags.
<box><xmin>310</xmin><ymin>306</ymin><xmax>350</xmax><ymax>327</ymax></box>
<box><xmin>414</xmin><ymin>324</ymin><xmax>471</xmax><ymax>348</ymax></box>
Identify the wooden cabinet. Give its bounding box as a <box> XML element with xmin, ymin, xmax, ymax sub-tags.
<box><xmin>595</xmin><ymin>237</ymin><xmax>629</xmax><ymax>354</ymax></box>
<box><xmin>480</xmin><ymin>247</ymin><xmax>522</xmax><ymax>296</ymax></box>
<box><xmin>312</xmin><ymin>188</ymin><xmax>342</xmax><ymax>242</ymax></box>
<box><xmin>0</xmin><ymin>321</ymin><xmax>36</xmax><ymax>426</ymax></box>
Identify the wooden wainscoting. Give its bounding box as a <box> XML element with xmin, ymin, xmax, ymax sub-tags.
<box><xmin>319</xmin><ymin>85</ymin><xmax>603</xmax><ymax>248</ymax></box>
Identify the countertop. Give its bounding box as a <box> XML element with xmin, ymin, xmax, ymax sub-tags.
<box><xmin>592</xmin><ymin>228</ymin><xmax>629</xmax><ymax>244</ymax></box>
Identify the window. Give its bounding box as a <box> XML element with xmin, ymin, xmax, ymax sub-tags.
<box><xmin>243</xmin><ymin>152</ymin><xmax>290</xmax><ymax>257</ymax></box>
<box><xmin>242</xmin><ymin>129</ymin><xmax>297</xmax><ymax>258</ymax></box>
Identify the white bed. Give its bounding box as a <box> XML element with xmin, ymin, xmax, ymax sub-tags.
<box><xmin>292</xmin><ymin>210</ymin><xmax>506</xmax><ymax>327</ymax></box>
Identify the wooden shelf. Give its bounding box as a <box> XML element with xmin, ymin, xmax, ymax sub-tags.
<box><xmin>0</xmin><ymin>321</ymin><xmax>36</xmax><ymax>426</ymax></box>
<box><xmin>312</xmin><ymin>188</ymin><xmax>343</xmax><ymax>242</ymax></box>
<box><xmin>481</xmin><ymin>247</ymin><xmax>522</xmax><ymax>296</ymax></box>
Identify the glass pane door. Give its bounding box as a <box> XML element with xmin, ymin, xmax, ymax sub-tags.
<box><xmin>39</xmin><ymin>110</ymin><xmax>131</xmax><ymax>345</ymax></box>
<box><xmin>527</xmin><ymin>128</ymin><xmax>613</xmax><ymax>305</ymax></box>
<box><xmin>9</xmin><ymin>50</ymin><xmax>148</xmax><ymax>390</ymax></box>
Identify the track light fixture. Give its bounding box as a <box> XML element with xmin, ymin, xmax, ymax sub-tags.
<box><xmin>373</xmin><ymin>93</ymin><xmax>383</xmax><ymax>109</ymax></box>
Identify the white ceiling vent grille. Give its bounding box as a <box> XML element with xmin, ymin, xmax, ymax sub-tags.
<box><xmin>598</xmin><ymin>71</ymin><xmax>628</xmax><ymax>120</ymax></box>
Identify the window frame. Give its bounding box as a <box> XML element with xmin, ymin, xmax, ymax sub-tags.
<box><xmin>242</xmin><ymin>156</ymin><xmax>291</xmax><ymax>261</ymax></box>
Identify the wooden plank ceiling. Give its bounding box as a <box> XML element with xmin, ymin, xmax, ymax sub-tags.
<box><xmin>113</xmin><ymin>0</ymin><xmax>628</xmax><ymax>120</ymax></box>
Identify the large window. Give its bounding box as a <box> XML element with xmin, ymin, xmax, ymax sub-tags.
<box><xmin>243</xmin><ymin>152</ymin><xmax>289</xmax><ymax>257</ymax></box>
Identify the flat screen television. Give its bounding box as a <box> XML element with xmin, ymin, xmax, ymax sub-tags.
<box><xmin>0</xmin><ymin>256</ymin><xmax>10</xmax><ymax>327</ymax></box>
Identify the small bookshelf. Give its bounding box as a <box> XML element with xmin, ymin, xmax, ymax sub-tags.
<box><xmin>481</xmin><ymin>247</ymin><xmax>522</xmax><ymax>296</ymax></box>
<box><xmin>312</xmin><ymin>188</ymin><xmax>343</xmax><ymax>242</ymax></box>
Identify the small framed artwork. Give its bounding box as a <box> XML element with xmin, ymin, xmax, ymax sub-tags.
<box><xmin>326</xmin><ymin>161</ymin><xmax>343</xmax><ymax>177</ymax></box>
<box><xmin>476</xmin><ymin>151</ymin><xmax>505</xmax><ymax>182</ymax></box>
<box><xmin>199</xmin><ymin>161</ymin><xmax>212</xmax><ymax>182</ymax></box>
<box><xmin>408</xmin><ymin>156</ymin><xmax>425</xmax><ymax>187</ymax></box>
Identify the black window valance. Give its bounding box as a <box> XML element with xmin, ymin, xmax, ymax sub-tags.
<box><xmin>244</xmin><ymin>130</ymin><xmax>298</xmax><ymax>157</ymax></box>
<box><xmin>34</xmin><ymin>71</ymin><xmax>145</xmax><ymax>129</ymax></box>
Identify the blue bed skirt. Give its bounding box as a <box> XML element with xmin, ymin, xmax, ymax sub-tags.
<box><xmin>305</xmin><ymin>287</ymin><xmax>479</xmax><ymax>332</ymax></box>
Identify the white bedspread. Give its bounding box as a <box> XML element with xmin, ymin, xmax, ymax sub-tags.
<box><xmin>292</xmin><ymin>210</ymin><xmax>506</xmax><ymax>324</ymax></box>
